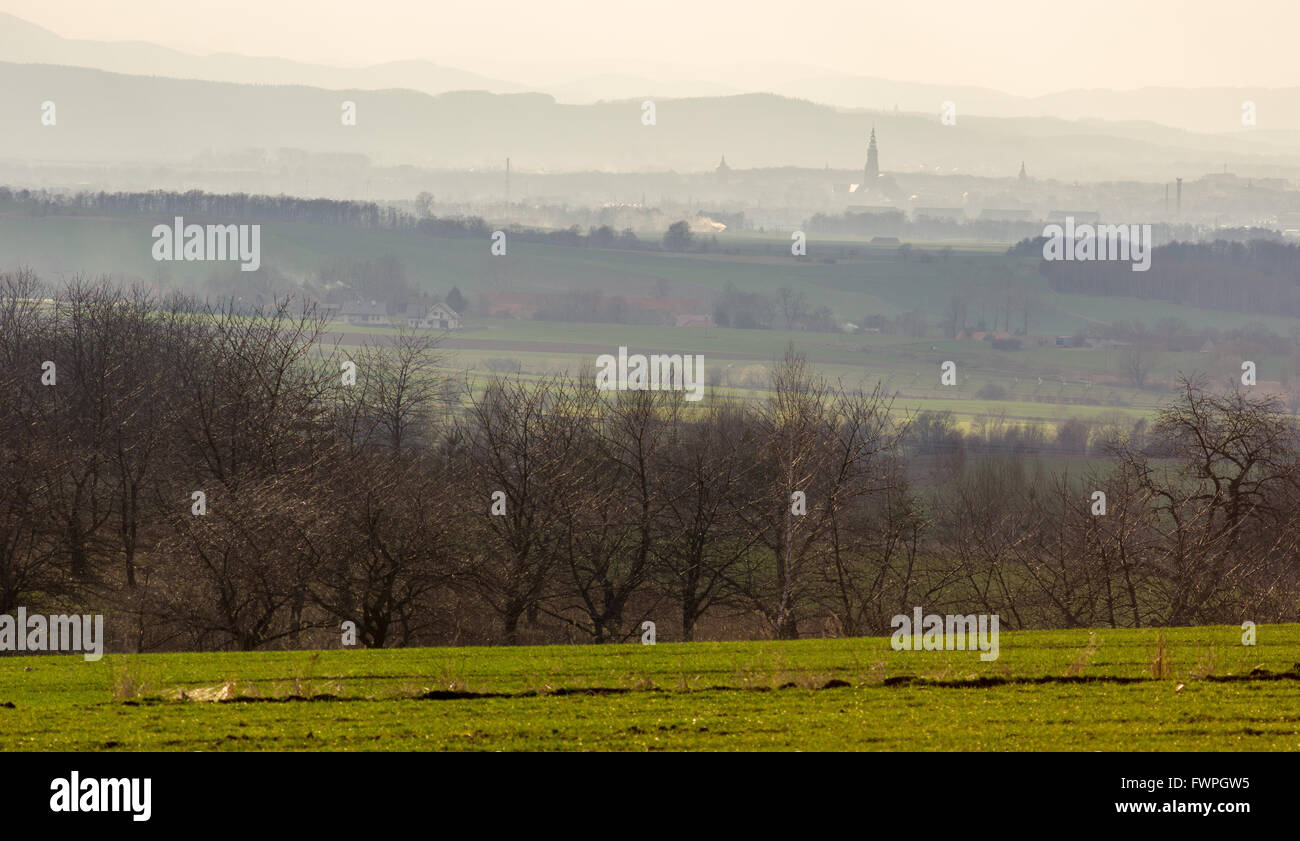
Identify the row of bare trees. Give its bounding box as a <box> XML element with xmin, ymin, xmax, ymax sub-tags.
<box><xmin>2</xmin><ymin>273</ymin><xmax>1297</xmax><ymax>651</ymax></box>
<box><xmin>926</xmin><ymin>380</ymin><xmax>1300</xmax><ymax>630</ymax></box>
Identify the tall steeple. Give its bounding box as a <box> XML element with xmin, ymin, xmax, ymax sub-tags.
<box><xmin>865</xmin><ymin>126</ymin><xmax>879</xmax><ymax>183</ymax></box>
<box><xmin>1018</xmin><ymin>161</ymin><xmax>1028</xmax><ymax>183</ymax></box>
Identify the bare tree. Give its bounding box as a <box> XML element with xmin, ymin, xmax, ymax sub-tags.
<box><xmin>777</xmin><ymin>287</ymin><xmax>807</xmax><ymax>330</ymax></box>
<box><xmin>733</xmin><ymin>348</ymin><xmax>837</xmax><ymax>639</ymax></box>
<box><xmin>1118</xmin><ymin>344</ymin><xmax>1154</xmax><ymax>390</ymax></box>
<box><xmin>652</xmin><ymin>400</ymin><xmax>759</xmax><ymax>641</ymax></box>
<box><xmin>1116</xmin><ymin>376</ymin><xmax>1300</xmax><ymax>624</ymax></box>
<box><xmin>313</xmin><ymin>449</ymin><xmax>454</xmax><ymax>647</ymax></box>
<box><xmin>456</xmin><ymin>374</ymin><xmax>595</xmax><ymax>643</ymax></box>
<box><xmin>339</xmin><ymin>328</ymin><xmax>446</xmax><ymax>454</ymax></box>
<box><xmin>552</xmin><ymin>387</ymin><xmax>675</xmax><ymax>642</ymax></box>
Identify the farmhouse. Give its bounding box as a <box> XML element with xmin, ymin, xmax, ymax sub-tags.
<box><xmin>340</xmin><ymin>301</ymin><xmax>389</xmax><ymax>326</ymax></box>
<box><xmin>403</xmin><ymin>302</ymin><xmax>461</xmax><ymax>330</ymax></box>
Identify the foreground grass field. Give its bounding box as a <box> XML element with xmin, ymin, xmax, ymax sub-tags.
<box><xmin>2</xmin><ymin>626</ymin><xmax>1298</xmax><ymax>751</ymax></box>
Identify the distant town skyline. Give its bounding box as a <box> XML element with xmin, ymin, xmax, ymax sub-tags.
<box><xmin>3</xmin><ymin>0</ymin><xmax>1300</xmax><ymax>97</ymax></box>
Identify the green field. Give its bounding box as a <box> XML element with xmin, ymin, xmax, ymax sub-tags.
<box><xmin>3</xmin><ymin>626</ymin><xmax>1298</xmax><ymax>751</ymax></box>
<box><xmin>8</xmin><ymin>204</ymin><xmax>1300</xmax><ymax>338</ymax></box>
<box><xmin>7</xmin><ymin>202</ymin><xmax>1297</xmax><ymax>432</ymax></box>
<box><xmin>336</xmin><ymin>318</ymin><xmax>1202</xmax><ymax>432</ymax></box>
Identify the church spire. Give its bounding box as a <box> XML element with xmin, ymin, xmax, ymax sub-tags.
<box><xmin>865</xmin><ymin>126</ymin><xmax>879</xmax><ymax>182</ymax></box>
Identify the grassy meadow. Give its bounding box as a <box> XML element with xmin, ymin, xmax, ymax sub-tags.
<box><xmin>2</xmin><ymin>626</ymin><xmax>1298</xmax><ymax>751</ymax></box>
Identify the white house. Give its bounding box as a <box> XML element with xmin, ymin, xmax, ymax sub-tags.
<box><xmin>340</xmin><ymin>301</ymin><xmax>390</xmax><ymax>326</ymax></box>
<box><xmin>403</xmin><ymin>302</ymin><xmax>461</xmax><ymax>330</ymax></box>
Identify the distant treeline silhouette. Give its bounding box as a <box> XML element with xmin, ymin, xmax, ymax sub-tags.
<box><xmin>0</xmin><ymin>186</ymin><xmax>660</xmax><ymax>249</ymax></box>
<box><xmin>1022</xmin><ymin>236</ymin><xmax>1300</xmax><ymax>317</ymax></box>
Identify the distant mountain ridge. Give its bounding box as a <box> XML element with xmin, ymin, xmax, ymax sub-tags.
<box><xmin>3</xmin><ymin>60</ymin><xmax>1300</xmax><ymax>181</ymax></box>
<box><xmin>0</xmin><ymin>12</ymin><xmax>526</xmax><ymax>96</ymax></box>
<box><xmin>5</xmin><ymin>11</ymin><xmax>1300</xmax><ymax>136</ymax></box>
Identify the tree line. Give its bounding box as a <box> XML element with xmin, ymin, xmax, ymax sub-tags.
<box><xmin>2</xmin><ymin>272</ymin><xmax>1296</xmax><ymax>652</ymax></box>
<box><xmin>0</xmin><ymin>186</ymin><xmax>659</xmax><ymax>252</ymax></box>
<box><xmin>1032</xmin><ymin>237</ymin><xmax>1300</xmax><ymax>318</ymax></box>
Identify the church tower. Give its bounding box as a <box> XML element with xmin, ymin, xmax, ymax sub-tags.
<box><xmin>865</xmin><ymin>127</ymin><xmax>879</xmax><ymax>183</ymax></box>
<box><xmin>1018</xmin><ymin>161</ymin><xmax>1028</xmax><ymax>183</ymax></box>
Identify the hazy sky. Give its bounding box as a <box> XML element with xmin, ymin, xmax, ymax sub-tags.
<box><xmin>1</xmin><ymin>0</ymin><xmax>1296</xmax><ymax>95</ymax></box>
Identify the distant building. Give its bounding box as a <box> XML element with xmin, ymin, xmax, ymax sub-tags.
<box><xmin>846</xmin><ymin>127</ymin><xmax>903</xmax><ymax>204</ymax></box>
<box><xmin>430</xmin><ymin>302</ymin><xmax>461</xmax><ymax>329</ymax></box>
<box><xmin>341</xmin><ymin>301</ymin><xmax>389</xmax><ymax>326</ymax></box>
<box><xmin>675</xmin><ymin>314</ymin><xmax>715</xmax><ymax>328</ymax></box>
<box><xmin>865</xmin><ymin>127</ymin><xmax>880</xmax><ymax>183</ymax></box>
<box><xmin>404</xmin><ymin>301</ymin><xmax>461</xmax><ymax>330</ymax></box>
<box><xmin>716</xmin><ymin>155</ymin><xmax>731</xmax><ymax>183</ymax></box>
<box><xmin>477</xmin><ymin>291</ymin><xmax>540</xmax><ymax>319</ymax></box>
<box><xmin>400</xmin><ymin>303</ymin><xmax>427</xmax><ymax>327</ymax></box>
<box><xmin>1018</xmin><ymin>162</ymin><xmax>1028</xmax><ymax>183</ymax></box>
